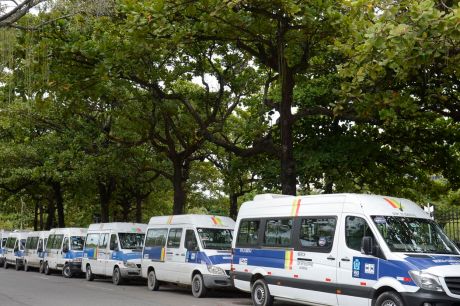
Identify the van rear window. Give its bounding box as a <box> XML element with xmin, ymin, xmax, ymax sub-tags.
<box><xmin>236</xmin><ymin>220</ymin><xmax>260</xmax><ymax>247</ymax></box>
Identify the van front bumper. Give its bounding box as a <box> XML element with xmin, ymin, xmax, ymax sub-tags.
<box><xmin>67</xmin><ymin>262</ymin><xmax>82</xmax><ymax>274</ymax></box>
<box><xmin>203</xmin><ymin>274</ymin><xmax>233</xmax><ymax>288</ymax></box>
<box><xmin>119</xmin><ymin>267</ymin><xmax>142</xmax><ymax>278</ymax></box>
<box><xmin>401</xmin><ymin>290</ymin><xmax>460</xmax><ymax>306</ymax></box>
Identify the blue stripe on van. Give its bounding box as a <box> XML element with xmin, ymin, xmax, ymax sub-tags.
<box><xmin>185</xmin><ymin>252</ymin><xmax>231</xmax><ymax>265</ymax></box>
<box><xmin>352</xmin><ymin>257</ymin><xmax>416</xmax><ymax>286</ymax></box>
<box><xmin>143</xmin><ymin>246</ymin><xmax>163</xmax><ymax>261</ymax></box>
<box><xmin>111</xmin><ymin>251</ymin><xmax>142</xmax><ymax>261</ymax></box>
<box><xmin>233</xmin><ymin>248</ymin><xmax>286</xmax><ymax>269</ymax></box>
<box><xmin>64</xmin><ymin>251</ymin><xmax>83</xmax><ymax>259</ymax></box>
<box><xmin>405</xmin><ymin>255</ymin><xmax>460</xmax><ymax>269</ymax></box>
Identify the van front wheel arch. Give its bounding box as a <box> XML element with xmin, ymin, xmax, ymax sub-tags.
<box><xmin>62</xmin><ymin>263</ymin><xmax>72</xmax><ymax>278</ymax></box>
<box><xmin>191</xmin><ymin>273</ymin><xmax>207</xmax><ymax>298</ymax></box>
<box><xmin>112</xmin><ymin>266</ymin><xmax>124</xmax><ymax>286</ymax></box>
<box><xmin>85</xmin><ymin>264</ymin><xmax>94</xmax><ymax>281</ymax></box>
<box><xmin>375</xmin><ymin>291</ymin><xmax>405</xmax><ymax>306</ymax></box>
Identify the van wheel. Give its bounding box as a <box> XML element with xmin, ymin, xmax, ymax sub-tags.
<box><xmin>39</xmin><ymin>262</ymin><xmax>44</xmax><ymax>273</ymax></box>
<box><xmin>147</xmin><ymin>270</ymin><xmax>160</xmax><ymax>291</ymax></box>
<box><xmin>63</xmin><ymin>263</ymin><xmax>72</xmax><ymax>278</ymax></box>
<box><xmin>15</xmin><ymin>260</ymin><xmax>20</xmax><ymax>271</ymax></box>
<box><xmin>44</xmin><ymin>262</ymin><xmax>50</xmax><ymax>275</ymax></box>
<box><xmin>375</xmin><ymin>291</ymin><xmax>404</xmax><ymax>306</ymax></box>
<box><xmin>112</xmin><ymin>267</ymin><xmax>124</xmax><ymax>286</ymax></box>
<box><xmin>252</xmin><ymin>279</ymin><xmax>274</xmax><ymax>306</ymax></box>
<box><xmin>191</xmin><ymin>273</ymin><xmax>207</xmax><ymax>298</ymax></box>
<box><xmin>3</xmin><ymin>260</ymin><xmax>7</xmax><ymax>269</ymax></box>
<box><xmin>85</xmin><ymin>265</ymin><xmax>94</xmax><ymax>281</ymax></box>
<box><xmin>24</xmin><ymin>261</ymin><xmax>29</xmax><ymax>272</ymax></box>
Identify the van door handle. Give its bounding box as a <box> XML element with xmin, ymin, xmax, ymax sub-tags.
<box><xmin>327</xmin><ymin>256</ymin><xmax>335</xmax><ymax>261</ymax></box>
<box><xmin>166</xmin><ymin>252</ymin><xmax>173</xmax><ymax>255</ymax></box>
<box><xmin>341</xmin><ymin>257</ymin><xmax>350</xmax><ymax>262</ymax></box>
<box><xmin>180</xmin><ymin>253</ymin><xmax>185</xmax><ymax>256</ymax></box>
<box><xmin>297</xmin><ymin>258</ymin><xmax>312</xmax><ymax>261</ymax></box>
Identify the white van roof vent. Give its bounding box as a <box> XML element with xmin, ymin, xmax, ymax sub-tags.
<box><xmin>253</xmin><ymin>194</ymin><xmax>295</xmax><ymax>201</ymax></box>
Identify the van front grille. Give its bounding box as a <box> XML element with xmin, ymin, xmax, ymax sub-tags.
<box><xmin>444</xmin><ymin>277</ymin><xmax>460</xmax><ymax>295</ymax></box>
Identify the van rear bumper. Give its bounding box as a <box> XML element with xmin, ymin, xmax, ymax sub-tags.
<box><xmin>203</xmin><ymin>274</ymin><xmax>233</xmax><ymax>288</ymax></box>
<box><xmin>401</xmin><ymin>290</ymin><xmax>460</xmax><ymax>306</ymax></box>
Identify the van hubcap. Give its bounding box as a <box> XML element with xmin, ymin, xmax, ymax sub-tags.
<box><xmin>148</xmin><ymin>273</ymin><xmax>155</xmax><ymax>287</ymax></box>
<box><xmin>382</xmin><ymin>300</ymin><xmax>396</xmax><ymax>306</ymax></box>
<box><xmin>254</xmin><ymin>285</ymin><xmax>265</xmax><ymax>304</ymax></box>
<box><xmin>193</xmin><ymin>277</ymin><xmax>201</xmax><ymax>292</ymax></box>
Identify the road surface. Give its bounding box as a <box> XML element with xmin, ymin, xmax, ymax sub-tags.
<box><xmin>0</xmin><ymin>268</ymin><xmax>298</xmax><ymax>306</ymax></box>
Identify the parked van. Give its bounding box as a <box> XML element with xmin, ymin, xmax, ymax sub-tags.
<box><xmin>3</xmin><ymin>231</ymin><xmax>27</xmax><ymax>270</ymax></box>
<box><xmin>24</xmin><ymin>231</ymin><xmax>49</xmax><ymax>272</ymax></box>
<box><xmin>43</xmin><ymin>228</ymin><xmax>86</xmax><ymax>277</ymax></box>
<box><xmin>82</xmin><ymin>222</ymin><xmax>147</xmax><ymax>285</ymax></box>
<box><xmin>0</xmin><ymin>230</ymin><xmax>10</xmax><ymax>266</ymax></box>
<box><xmin>232</xmin><ymin>193</ymin><xmax>460</xmax><ymax>306</ymax></box>
<box><xmin>142</xmin><ymin>215</ymin><xmax>235</xmax><ymax>297</ymax></box>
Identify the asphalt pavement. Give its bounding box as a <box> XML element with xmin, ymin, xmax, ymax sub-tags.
<box><xmin>0</xmin><ymin>268</ymin><xmax>298</xmax><ymax>306</ymax></box>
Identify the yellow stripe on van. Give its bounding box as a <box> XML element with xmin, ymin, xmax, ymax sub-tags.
<box><xmin>284</xmin><ymin>250</ymin><xmax>293</xmax><ymax>270</ymax></box>
<box><xmin>160</xmin><ymin>247</ymin><xmax>165</xmax><ymax>261</ymax></box>
<box><xmin>290</xmin><ymin>198</ymin><xmax>301</xmax><ymax>217</ymax></box>
<box><xmin>167</xmin><ymin>216</ymin><xmax>173</xmax><ymax>224</ymax></box>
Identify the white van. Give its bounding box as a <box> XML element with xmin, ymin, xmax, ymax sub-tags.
<box><xmin>0</xmin><ymin>230</ymin><xmax>10</xmax><ymax>266</ymax></box>
<box><xmin>3</xmin><ymin>231</ymin><xmax>27</xmax><ymax>270</ymax></box>
<box><xmin>82</xmin><ymin>222</ymin><xmax>147</xmax><ymax>285</ymax></box>
<box><xmin>232</xmin><ymin>193</ymin><xmax>460</xmax><ymax>306</ymax></box>
<box><xmin>142</xmin><ymin>215</ymin><xmax>235</xmax><ymax>297</ymax></box>
<box><xmin>24</xmin><ymin>231</ymin><xmax>49</xmax><ymax>272</ymax></box>
<box><xmin>43</xmin><ymin>228</ymin><xmax>86</xmax><ymax>277</ymax></box>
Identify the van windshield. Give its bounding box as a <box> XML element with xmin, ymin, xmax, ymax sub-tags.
<box><xmin>197</xmin><ymin>228</ymin><xmax>233</xmax><ymax>250</ymax></box>
<box><xmin>372</xmin><ymin>216</ymin><xmax>459</xmax><ymax>255</ymax></box>
<box><xmin>118</xmin><ymin>233</ymin><xmax>145</xmax><ymax>250</ymax></box>
<box><xmin>70</xmin><ymin>236</ymin><xmax>85</xmax><ymax>251</ymax></box>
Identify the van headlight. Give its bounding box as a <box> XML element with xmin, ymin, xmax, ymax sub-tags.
<box><xmin>123</xmin><ymin>261</ymin><xmax>137</xmax><ymax>268</ymax></box>
<box><xmin>409</xmin><ymin>270</ymin><xmax>443</xmax><ymax>292</ymax></box>
<box><xmin>207</xmin><ymin>265</ymin><xmax>225</xmax><ymax>275</ymax></box>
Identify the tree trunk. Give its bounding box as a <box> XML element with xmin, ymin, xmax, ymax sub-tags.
<box><xmin>229</xmin><ymin>193</ymin><xmax>238</xmax><ymax>220</ymax></box>
<box><xmin>172</xmin><ymin>159</ymin><xmax>189</xmax><ymax>215</ymax></box>
<box><xmin>278</xmin><ymin>20</ymin><xmax>297</xmax><ymax>195</ymax></box>
<box><xmin>98</xmin><ymin>178</ymin><xmax>115</xmax><ymax>223</ymax></box>
<box><xmin>135</xmin><ymin>196</ymin><xmax>143</xmax><ymax>223</ymax></box>
<box><xmin>34</xmin><ymin>201</ymin><xmax>38</xmax><ymax>231</ymax></box>
<box><xmin>39</xmin><ymin>203</ymin><xmax>43</xmax><ymax>230</ymax></box>
<box><xmin>45</xmin><ymin>200</ymin><xmax>55</xmax><ymax>230</ymax></box>
<box><xmin>52</xmin><ymin>182</ymin><xmax>65</xmax><ymax>228</ymax></box>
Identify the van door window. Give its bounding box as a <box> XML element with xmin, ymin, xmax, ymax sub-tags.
<box><xmin>2</xmin><ymin>238</ymin><xmax>6</xmax><ymax>248</ymax></box>
<box><xmin>298</xmin><ymin>217</ymin><xmax>337</xmax><ymax>252</ymax></box>
<box><xmin>145</xmin><ymin>229</ymin><xmax>168</xmax><ymax>248</ymax></box>
<box><xmin>167</xmin><ymin>228</ymin><xmax>182</xmax><ymax>248</ymax></box>
<box><xmin>110</xmin><ymin>234</ymin><xmax>118</xmax><ymax>250</ymax></box>
<box><xmin>184</xmin><ymin>230</ymin><xmax>198</xmax><ymax>251</ymax></box>
<box><xmin>52</xmin><ymin>235</ymin><xmax>64</xmax><ymax>249</ymax></box>
<box><xmin>345</xmin><ymin>216</ymin><xmax>375</xmax><ymax>251</ymax></box>
<box><xmin>86</xmin><ymin>234</ymin><xmax>100</xmax><ymax>249</ymax></box>
<box><xmin>46</xmin><ymin>235</ymin><xmax>54</xmax><ymax>251</ymax></box>
<box><xmin>63</xmin><ymin>237</ymin><xmax>69</xmax><ymax>251</ymax></box>
<box><xmin>99</xmin><ymin>234</ymin><xmax>109</xmax><ymax>249</ymax></box>
<box><xmin>236</xmin><ymin>220</ymin><xmax>260</xmax><ymax>247</ymax></box>
<box><xmin>38</xmin><ymin>239</ymin><xmax>43</xmax><ymax>251</ymax></box>
<box><xmin>264</xmin><ymin>219</ymin><xmax>293</xmax><ymax>247</ymax></box>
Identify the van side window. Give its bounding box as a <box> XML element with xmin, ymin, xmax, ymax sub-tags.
<box><xmin>38</xmin><ymin>239</ymin><xmax>43</xmax><ymax>251</ymax></box>
<box><xmin>52</xmin><ymin>234</ymin><xmax>64</xmax><ymax>249</ymax></box>
<box><xmin>46</xmin><ymin>235</ymin><xmax>54</xmax><ymax>250</ymax></box>
<box><xmin>86</xmin><ymin>234</ymin><xmax>99</xmax><ymax>249</ymax></box>
<box><xmin>298</xmin><ymin>217</ymin><xmax>337</xmax><ymax>252</ymax></box>
<box><xmin>167</xmin><ymin>228</ymin><xmax>182</xmax><ymax>248</ymax></box>
<box><xmin>25</xmin><ymin>237</ymin><xmax>33</xmax><ymax>250</ymax></box>
<box><xmin>236</xmin><ymin>220</ymin><xmax>260</xmax><ymax>247</ymax></box>
<box><xmin>345</xmin><ymin>216</ymin><xmax>375</xmax><ymax>251</ymax></box>
<box><xmin>99</xmin><ymin>234</ymin><xmax>109</xmax><ymax>249</ymax></box>
<box><xmin>2</xmin><ymin>238</ymin><xmax>6</xmax><ymax>248</ymax></box>
<box><xmin>184</xmin><ymin>230</ymin><xmax>198</xmax><ymax>251</ymax></box>
<box><xmin>145</xmin><ymin>229</ymin><xmax>168</xmax><ymax>248</ymax></box>
<box><xmin>264</xmin><ymin>219</ymin><xmax>293</xmax><ymax>247</ymax></box>
<box><xmin>110</xmin><ymin>234</ymin><xmax>118</xmax><ymax>250</ymax></box>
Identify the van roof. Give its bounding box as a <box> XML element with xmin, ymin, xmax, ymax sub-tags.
<box><xmin>148</xmin><ymin>214</ymin><xmax>235</xmax><ymax>228</ymax></box>
<box><xmin>7</xmin><ymin>231</ymin><xmax>28</xmax><ymax>239</ymax></box>
<box><xmin>238</xmin><ymin>193</ymin><xmax>428</xmax><ymax>219</ymax></box>
<box><xmin>26</xmin><ymin>231</ymin><xmax>50</xmax><ymax>238</ymax></box>
<box><xmin>87</xmin><ymin>222</ymin><xmax>147</xmax><ymax>233</ymax></box>
<box><xmin>48</xmin><ymin>227</ymin><xmax>87</xmax><ymax>235</ymax></box>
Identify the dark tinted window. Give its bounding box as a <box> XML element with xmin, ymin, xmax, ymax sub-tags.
<box><xmin>299</xmin><ymin>217</ymin><xmax>337</xmax><ymax>252</ymax></box>
<box><xmin>52</xmin><ymin>234</ymin><xmax>64</xmax><ymax>249</ymax></box>
<box><xmin>167</xmin><ymin>228</ymin><xmax>182</xmax><ymax>248</ymax></box>
<box><xmin>264</xmin><ymin>219</ymin><xmax>293</xmax><ymax>247</ymax></box>
<box><xmin>6</xmin><ymin>237</ymin><xmax>16</xmax><ymax>249</ymax></box>
<box><xmin>184</xmin><ymin>229</ymin><xmax>198</xmax><ymax>250</ymax></box>
<box><xmin>236</xmin><ymin>220</ymin><xmax>260</xmax><ymax>247</ymax></box>
<box><xmin>346</xmin><ymin>216</ymin><xmax>374</xmax><ymax>251</ymax></box>
<box><xmin>145</xmin><ymin>229</ymin><xmax>168</xmax><ymax>248</ymax></box>
<box><xmin>46</xmin><ymin>235</ymin><xmax>54</xmax><ymax>250</ymax></box>
<box><xmin>110</xmin><ymin>234</ymin><xmax>118</xmax><ymax>250</ymax></box>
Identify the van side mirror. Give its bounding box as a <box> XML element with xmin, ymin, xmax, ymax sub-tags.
<box><xmin>62</xmin><ymin>245</ymin><xmax>69</xmax><ymax>253</ymax></box>
<box><xmin>37</xmin><ymin>247</ymin><xmax>43</xmax><ymax>253</ymax></box>
<box><xmin>110</xmin><ymin>243</ymin><xmax>119</xmax><ymax>251</ymax></box>
<box><xmin>186</xmin><ymin>240</ymin><xmax>198</xmax><ymax>252</ymax></box>
<box><xmin>361</xmin><ymin>236</ymin><xmax>373</xmax><ymax>255</ymax></box>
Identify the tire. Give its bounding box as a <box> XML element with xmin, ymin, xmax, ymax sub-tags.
<box><xmin>147</xmin><ymin>270</ymin><xmax>160</xmax><ymax>291</ymax></box>
<box><xmin>39</xmin><ymin>261</ymin><xmax>44</xmax><ymax>274</ymax></box>
<box><xmin>15</xmin><ymin>259</ymin><xmax>20</xmax><ymax>271</ymax></box>
<box><xmin>44</xmin><ymin>262</ymin><xmax>50</xmax><ymax>275</ymax></box>
<box><xmin>24</xmin><ymin>261</ymin><xmax>29</xmax><ymax>272</ymax></box>
<box><xmin>112</xmin><ymin>267</ymin><xmax>124</xmax><ymax>286</ymax></box>
<box><xmin>3</xmin><ymin>260</ymin><xmax>7</xmax><ymax>269</ymax></box>
<box><xmin>62</xmin><ymin>263</ymin><xmax>72</xmax><ymax>278</ymax></box>
<box><xmin>251</xmin><ymin>279</ymin><xmax>274</xmax><ymax>306</ymax></box>
<box><xmin>191</xmin><ymin>273</ymin><xmax>207</xmax><ymax>298</ymax></box>
<box><xmin>375</xmin><ymin>291</ymin><xmax>404</xmax><ymax>306</ymax></box>
<box><xmin>85</xmin><ymin>265</ymin><xmax>94</xmax><ymax>281</ymax></box>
